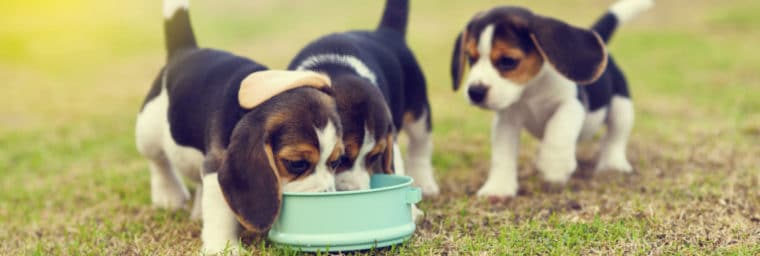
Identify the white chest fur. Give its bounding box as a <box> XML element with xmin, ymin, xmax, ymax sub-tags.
<box><xmin>507</xmin><ymin>66</ymin><xmax>581</xmax><ymax>139</ymax></box>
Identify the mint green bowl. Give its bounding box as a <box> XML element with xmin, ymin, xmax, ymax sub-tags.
<box><xmin>267</xmin><ymin>174</ymin><xmax>422</xmax><ymax>252</ymax></box>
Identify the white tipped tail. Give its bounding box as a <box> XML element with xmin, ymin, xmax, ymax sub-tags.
<box><xmin>609</xmin><ymin>0</ymin><xmax>654</xmax><ymax>24</ymax></box>
<box><xmin>163</xmin><ymin>0</ymin><xmax>189</xmax><ymax>18</ymax></box>
<box><xmin>163</xmin><ymin>0</ymin><xmax>197</xmax><ymax>59</ymax></box>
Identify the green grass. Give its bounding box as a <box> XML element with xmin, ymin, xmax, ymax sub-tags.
<box><xmin>2</xmin><ymin>0</ymin><xmax>760</xmax><ymax>255</ymax></box>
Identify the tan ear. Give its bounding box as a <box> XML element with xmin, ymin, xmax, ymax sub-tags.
<box><xmin>381</xmin><ymin>134</ymin><xmax>394</xmax><ymax>174</ymax></box>
<box><xmin>239</xmin><ymin>70</ymin><xmax>331</xmax><ymax>109</ymax></box>
<box><xmin>218</xmin><ymin>120</ymin><xmax>282</xmax><ymax>232</ymax></box>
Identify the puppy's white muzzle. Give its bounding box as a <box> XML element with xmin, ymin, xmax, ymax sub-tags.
<box><xmin>335</xmin><ymin>168</ymin><xmax>371</xmax><ymax>191</ymax></box>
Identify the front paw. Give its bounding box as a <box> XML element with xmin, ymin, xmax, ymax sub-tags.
<box><xmin>595</xmin><ymin>153</ymin><xmax>633</xmax><ymax>173</ymax></box>
<box><xmin>411</xmin><ymin>204</ymin><xmax>424</xmax><ymax>224</ymax></box>
<box><xmin>476</xmin><ymin>176</ymin><xmax>518</xmax><ymax>201</ymax></box>
<box><xmin>414</xmin><ymin>179</ymin><xmax>440</xmax><ymax>196</ymax></box>
<box><xmin>408</xmin><ymin>167</ymin><xmax>440</xmax><ymax>196</ymax></box>
<box><xmin>151</xmin><ymin>186</ymin><xmax>189</xmax><ymax>210</ymax></box>
<box><xmin>190</xmin><ymin>202</ymin><xmax>202</xmax><ymax>221</ymax></box>
<box><xmin>536</xmin><ymin>152</ymin><xmax>577</xmax><ymax>185</ymax></box>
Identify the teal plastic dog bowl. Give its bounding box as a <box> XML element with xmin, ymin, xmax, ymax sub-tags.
<box><xmin>267</xmin><ymin>174</ymin><xmax>422</xmax><ymax>252</ymax></box>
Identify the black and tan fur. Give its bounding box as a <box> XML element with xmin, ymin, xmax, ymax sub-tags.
<box><xmin>450</xmin><ymin>0</ymin><xmax>653</xmax><ymax>199</ymax></box>
<box><xmin>287</xmin><ymin>0</ymin><xmax>439</xmax><ymax>195</ymax></box>
<box><xmin>135</xmin><ymin>1</ymin><xmax>343</xmax><ymax>254</ymax></box>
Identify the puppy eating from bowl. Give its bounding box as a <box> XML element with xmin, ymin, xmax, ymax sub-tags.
<box><xmin>287</xmin><ymin>0</ymin><xmax>431</xmax><ymax>222</ymax></box>
<box><xmin>288</xmin><ymin>0</ymin><xmax>437</xmax><ymax>197</ymax></box>
<box><xmin>135</xmin><ymin>0</ymin><xmax>343</xmax><ymax>254</ymax></box>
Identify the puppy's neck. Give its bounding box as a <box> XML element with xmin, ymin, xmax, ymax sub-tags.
<box><xmin>321</xmin><ymin>65</ymin><xmax>361</xmax><ymax>80</ymax></box>
<box><xmin>295</xmin><ymin>54</ymin><xmax>377</xmax><ymax>86</ymax></box>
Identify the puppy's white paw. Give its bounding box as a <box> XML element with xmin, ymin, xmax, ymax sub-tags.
<box><xmin>189</xmin><ymin>188</ymin><xmax>203</xmax><ymax>221</ymax></box>
<box><xmin>536</xmin><ymin>152</ymin><xmax>577</xmax><ymax>185</ymax></box>
<box><xmin>410</xmin><ymin>172</ymin><xmax>440</xmax><ymax>196</ymax></box>
<box><xmin>190</xmin><ymin>202</ymin><xmax>202</xmax><ymax>221</ymax></box>
<box><xmin>411</xmin><ymin>205</ymin><xmax>424</xmax><ymax>224</ymax></box>
<box><xmin>476</xmin><ymin>176</ymin><xmax>518</xmax><ymax>200</ymax></box>
<box><xmin>151</xmin><ymin>185</ymin><xmax>189</xmax><ymax>210</ymax></box>
<box><xmin>595</xmin><ymin>154</ymin><xmax>633</xmax><ymax>173</ymax></box>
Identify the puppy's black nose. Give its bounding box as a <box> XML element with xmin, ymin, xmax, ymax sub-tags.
<box><xmin>468</xmin><ymin>84</ymin><xmax>488</xmax><ymax>103</ymax></box>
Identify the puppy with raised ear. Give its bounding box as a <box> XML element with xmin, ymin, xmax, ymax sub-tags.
<box><xmin>135</xmin><ymin>0</ymin><xmax>343</xmax><ymax>254</ymax></box>
<box><xmin>451</xmin><ymin>0</ymin><xmax>653</xmax><ymax>199</ymax></box>
<box><xmin>288</xmin><ymin>0</ymin><xmax>439</xmax><ymax>196</ymax></box>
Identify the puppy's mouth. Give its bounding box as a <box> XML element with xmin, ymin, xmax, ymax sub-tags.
<box><xmin>281</xmin><ymin>172</ymin><xmax>336</xmax><ymax>193</ymax></box>
<box><xmin>469</xmin><ymin>95</ymin><xmax>515</xmax><ymax>111</ymax></box>
<box><xmin>466</xmin><ymin>84</ymin><xmax>513</xmax><ymax>110</ymax></box>
<box><xmin>283</xmin><ymin>183</ymin><xmax>335</xmax><ymax>193</ymax></box>
<box><xmin>336</xmin><ymin>184</ymin><xmax>362</xmax><ymax>191</ymax></box>
<box><xmin>469</xmin><ymin>100</ymin><xmax>493</xmax><ymax>109</ymax></box>
<box><xmin>334</xmin><ymin>169</ymin><xmax>371</xmax><ymax>191</ymax></box>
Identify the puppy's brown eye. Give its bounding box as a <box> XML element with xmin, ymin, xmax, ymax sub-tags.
<box><xmin>495</xmin><ymin>57</ymin><xmax>519</xmax><ymax>71</ymax></box>
<box><xmin>283</xmin><ymin>160</ymin><xmax>310</xmax><ymax>175</ymax></box>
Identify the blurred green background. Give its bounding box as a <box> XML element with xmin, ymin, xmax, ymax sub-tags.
<box><xmin>1</xmin><ymin>0</ymin><xmax>759</xmax><ymax>254</ymax></box>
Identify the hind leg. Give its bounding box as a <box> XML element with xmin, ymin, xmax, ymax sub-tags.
<box><xmin>137</xmin><ymin>86</ymin><xmax>190</xmax><ymax>210</ymax></box>
<box><xmin>403</xmin><ymin>109</ymin><xmax>439</xmax><ymax>196</ymax></box>
<box><xmin>136</xmin><ymin>120</ymin><xmax>190</xmax><ymax>209</ymax></box>
<box><xmin>148</xmin><ymin>154</ymin><xmax>190</xmax><ymax>210</ymax></box>
<box><xmin>595</xmin><ymin>96</ymin><xmax>634</xmax><ymax>172</ymax></box>
<box><xmin>190</xmin><ymin>186</ymin><xmax>203</xmax><ymax>220</ymax></box>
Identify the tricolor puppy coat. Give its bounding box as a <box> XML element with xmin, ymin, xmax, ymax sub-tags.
<box><xmin>135</xmin><ymin>0</ymin><xmax>343</xmax><ymax>254</ymax></box>
<box><xmin>450</xmin><ymin>0</ymin><xmax>653</xmax><ymax>198</ymax></box>
<box><xmin>288</xmin><ymin>0</ymin><xmax>439</xmax><ymax>196</ymax></box>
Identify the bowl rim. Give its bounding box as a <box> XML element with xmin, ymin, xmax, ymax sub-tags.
<box><xmin>281</xmin><ymin>174</ymin><xmax>413</xmax><ymax>197</ymax></box>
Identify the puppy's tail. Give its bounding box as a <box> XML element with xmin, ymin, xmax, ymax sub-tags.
<box><xmin>592</xmin><ymin>0</ymin><xmax>654</xmax><ymax>43</ymax></box>
<box><xmin>377</xmin><ymin>0</ymin><xmax>409</xmax><ymax>38</ymax></box>
<box><xmin>163</xmin><ymin>0</ymin><xmax>198</xmax><ymax>60</ymax></box>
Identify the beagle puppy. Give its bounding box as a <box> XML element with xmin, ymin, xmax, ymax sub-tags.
<box><xmin>135</xmin><ymin>0</ymin><xmax>342</xmax><ymax>254</ymax></box>
<box><xmin>450</xmin><ymin>0</ymin><xmax>653</xmax><ymax>199</ymax></box>
<box><xmin>287</xmin><ymin>0</ymin><xmax>439</xmax><ymax>196</ymax></box>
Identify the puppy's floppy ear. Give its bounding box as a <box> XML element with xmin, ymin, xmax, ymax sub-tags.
<box><xmin>529</xmin><ymin>15</ymin><xmax>608</xmax><ymax>85</ymax></box>
<box><xmin>450</xmin><ymin>29</ymin><xmax>468</xmax><ymax>91</ymax></box>
<box><xmin>239</xmin><ymin>70</ymin><xmax>331</xmax><ymax>109</ymax></box>
<box><xmin>381</xmin><ymin>134</ymin><xmax>394</xmax><ymax>174</ymax></box>
<box><xmin>217</xmin><ymin>122</ymin><xmax>281</xmax><ymax>232</ymax></box>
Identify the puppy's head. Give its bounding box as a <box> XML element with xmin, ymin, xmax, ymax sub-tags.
<box><xmin>330</xmin><ymin>75</ymin><xmax>395</xmax><ymax>191</ymax></box>
<box><xmin>451</xmin><ymin>7</ymin><xmax>608</xmax><ymax>110</ymax></box>
<box><xmin>218</xmin><ymin>70</ymin><xmax>344</xmax><ymax>232</ymax></box>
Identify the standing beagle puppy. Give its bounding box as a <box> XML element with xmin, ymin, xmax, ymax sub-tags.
<box><xmin>288</xmin><ymin>0</ymin><xmax>439</xmax><ymax>196</ymax></box>
<box><xmin>451</xmin><ymin>0</ymin><xmax>654</xmax><ymax>199</ymax></box>
<box><xmin>135</xmin><ymin>0</ymin><xmax>343</xmax><ymax>254</ymax></box>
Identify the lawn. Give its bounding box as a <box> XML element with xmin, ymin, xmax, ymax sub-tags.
<box><xmin>1</xmin><ymin>0</ymin><xmax>759</xmax><ymax>255</ymax></box>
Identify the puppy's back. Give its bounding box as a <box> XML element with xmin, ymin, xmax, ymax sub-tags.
<box><xmin>141</xmin><ymin>49</ymin><xmax>268</xmax><ymax>152</ymax></box>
